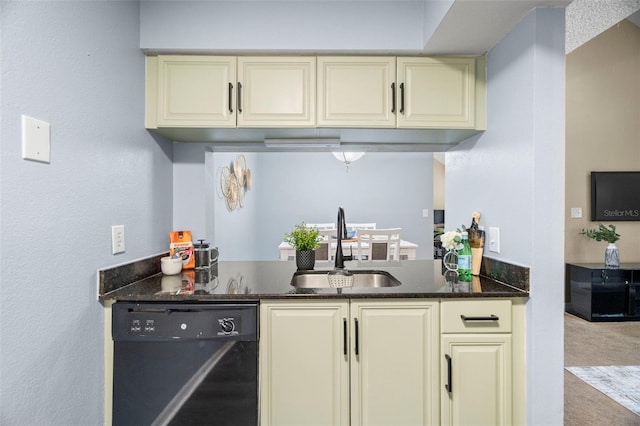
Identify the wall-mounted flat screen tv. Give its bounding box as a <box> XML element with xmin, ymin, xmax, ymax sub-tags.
<box><xmin>434</xmin><ymin>209</ymin><xmax>445</xmax><ymax>225</ymax></box>
<box><xmin>591</xmin><ymin>172</ymin><xmax>640</xmax><ymax>221</ymax></box>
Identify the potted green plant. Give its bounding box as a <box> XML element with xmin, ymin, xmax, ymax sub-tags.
<box><xmin>579</xmin><ymin>223</ymin><xmax>621</xmax><ymax>268</ymax></box>
<box><xmin>284</xmin><ymin>222</ymin><xmax>320</xmax><ymax>270</ymax></box>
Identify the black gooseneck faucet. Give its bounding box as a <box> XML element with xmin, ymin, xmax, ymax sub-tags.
<box><xmin>335</xmin><ymin>207</ymin><xmax>352</xmax><ymax>269</ymax></box>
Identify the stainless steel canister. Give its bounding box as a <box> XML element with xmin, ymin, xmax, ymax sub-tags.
<box><xmin>194</xmin><ymin>240</ymin><xmax>218</xmax><ymax>268</ymax></box>
<box><xmin>195</xmin><ymin>264</ymin><xmax>218</xmax><ymax>285</ymax></box>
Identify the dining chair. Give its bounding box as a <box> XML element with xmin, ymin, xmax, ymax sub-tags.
<box><xmin>306</xmin><ymin>223</ymin><xmax>336</xmax><ymax>231</ymax></box>
<box><xmin>356</xmin><ymin>228</ymin><xmax>401</xmax><ymax>261</ymax></box>
<box><xmin>347</xmin><ymin>223</ymin><xmax>376</xmax><ymax>238</ymax></box>
<box><xmin>315</xmin><ymin>228</ymin><xmax>335</xmax><ymax>262</ymax></box>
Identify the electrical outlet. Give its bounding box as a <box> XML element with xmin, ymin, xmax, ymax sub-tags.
<box><xmin>112</xmin><ymin>225</ymin><xmax>125</xmax><ymax>254</ymax></box>
<box><xmin>489</xmin><ymin>227</ymin><xmax>500</xmax><ymax>253</ymax></box>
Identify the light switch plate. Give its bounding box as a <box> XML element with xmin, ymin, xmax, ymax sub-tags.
<box><xmin>22</xmin><ymin>115</ymin><xmax>50</xmax><ymax>163</ymax></box>
<box><xmin>489</xmin><ymin>227</ymin><xmax>501</xmax><ymax>253</ymax></box>
<box><xmin>422</xmin><ymin>209</ymin><xmax>429</xmax><ymax>218</ymax></box>
<box><xmin>112</xmin><ymin>225</ymin><xmax>125</xmax><ymax>254</ymax></box>
<box><xmin>571</xmin><ymin>207</ymin><xmax>583</xmax><ymax>219</ymax></box>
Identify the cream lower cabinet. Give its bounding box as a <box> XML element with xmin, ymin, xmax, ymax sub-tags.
<box><xmin>260</xmin><ymin>300</ymin><xmax>349</xmax><ymax>426</ymax></box>
<box><xmin>440</xmin><ymin>299</ymin><xmax>518</xmax><ymax>426</ymax></box>
<box><xmin>441</xmin><ymin>334</ymin><xmax>512</xmax><ymax>426</ymax></box>
<box><xmin>350</xmin><ymin>300</ymin><xmax>440</xmax><ymax>426</ymax></box>
<box><xmin>260</xmin><ymin>299</ymin><xmax>439</xmax><ymax>426</ymax></box>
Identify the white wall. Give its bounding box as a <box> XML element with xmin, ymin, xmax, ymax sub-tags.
<box><xmin>0</xmin><ymin>2</ymin><xmax>173</xmax><ymax>424</ymax></box>
<box><xmin>446</xmin><ymin>8</ymin><xmax>566</xmax><ymax>425</ymax></box>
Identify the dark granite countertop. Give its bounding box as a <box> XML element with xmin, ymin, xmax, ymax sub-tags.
<box><xmin>100</xmin><ymin>259</ymin><xmax>528</xmax><ymax>301</ymax></box>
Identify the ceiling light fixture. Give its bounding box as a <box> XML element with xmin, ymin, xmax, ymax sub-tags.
<box><xmin>332</xmin><ymin>152</ymin><xmax>366</xmax><ymax>172</ymax></box>
<box><xmin>264</xmin><ymin>138</ymin><xmax>341</xmax><ymax>148</ymax></box>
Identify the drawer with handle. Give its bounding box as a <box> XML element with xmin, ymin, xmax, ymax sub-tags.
<box><xmin>441</xmin><ymin>299</ymin><xmax>512</xmax><ymax>333</ymax></box>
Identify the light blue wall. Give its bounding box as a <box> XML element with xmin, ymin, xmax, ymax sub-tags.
<box><xmin>163</xmin><ymin>4</ymin><xmax>567</xmax><ymax>422</ymax></box>
<box><xmin>203</xmin><ymin>151</ymin><xmax>434</xmax><ymax>260</ymax></box>
<box><xmin>446</xmin><ymin>8</ymin><xmax>566</xmax><ymax>425</ymax></box>
<box><xmin>0</xmin><ymin>2</ymin><xmax>568</xmax><ymax>424</ymax></box>
<box><xmin>172</xmin><ymin>143</ymin><xmax>208</xmax><ymax>238</ymax></box>
<box><xmin>140</xmin><ymin>0</ymin><xmax>426</xmax><ymax>51</ymax></box>
<box><xmin>0</xmin><ymin>2</ymin><xmax>173</xmax><ymax>424</ymax></box>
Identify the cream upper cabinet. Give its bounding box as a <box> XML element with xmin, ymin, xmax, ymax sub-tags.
<box><xmin>260</xmin><ymin>299</ymin><xmax>439</xmax><ymax>426</ymax></box>
<box><xmin>317</xmin><ymin>57</ymin><xmax>397</xmax><ymax>128</ymax></box>
<box><xmin>397</xmin><ymin>57</ymin><xmax>477</xmax><ymax>129</ymax></box>
<box><xmin>317</xmin><ymin>56</ymin><xmax>482</xmax><ymax>129</ymax></box>
<box><xmin>154</xmin><ymin>55</ymin><xmax>237</xmax><ymax>128</ymax></box>
<box><xmin>440</xmin><ymin>299</ymin><xmax>516</xmax><ymax>426</ymax></box>
<box><xmin>148</xmin><ymin>55</ymin><xmax>315</xmax><ymax>129</ymax></box>
<box><xmin>237</xmin><ymin>57</ymin><xmax>316</xmax><ymax>127</ymax></box>
<box><xmin>350</xmin><ymin>300</ymin><xmax>440</xmax><ymax>426</ymax></box>
<box><xmin>259</xmin><ymin>300</ymin><xmax>350</xmax><ymax>426</ymax></box>
<box><xmin>147</xmin><ymin>55</ymin><xmax>486</xmax><ymax>131</ymax></box>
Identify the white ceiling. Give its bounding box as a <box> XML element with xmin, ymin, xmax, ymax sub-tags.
<box><xmin>424</xmin><ymin>0</ymin><xmax>572</xmax><ymax>55</ymax></box>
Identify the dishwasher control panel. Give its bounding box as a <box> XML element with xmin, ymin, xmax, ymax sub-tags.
<box><xmin>112</xmin><ymin>302</ymin><xmax>258</xmax><ymax>342</ymax></box>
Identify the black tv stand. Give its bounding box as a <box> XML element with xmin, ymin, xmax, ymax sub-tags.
<box><xmin>565</xmin><ymin>263</ymin><xmax>640</xmax><ymax>322</ymax></box>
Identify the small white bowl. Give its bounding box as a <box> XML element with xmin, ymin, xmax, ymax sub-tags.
<box><xmin>161</xmin><ymin>256</ymin><xmax>183</xmax><ymax>275</ymax></box>
<box><xmin>161</xmin><ymin>275</ymin><xmax>182</xmax><ymax>292</ymax></box>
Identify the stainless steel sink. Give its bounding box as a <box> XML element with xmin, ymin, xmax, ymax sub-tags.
<box><xmin>290</xmin><ymin>270</ymin><xmax>401</xmax><ymax>289</ymax></box>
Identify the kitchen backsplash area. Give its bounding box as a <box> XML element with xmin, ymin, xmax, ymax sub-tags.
<box><xmin>480</xmin><ymin>257</ymin><xmax>530</xmax><ymax>291</ymax></box>
<box><xmin>99</xmin><ymin>253</ymin><xmax>167</xmax><ymax>295</ymax></box>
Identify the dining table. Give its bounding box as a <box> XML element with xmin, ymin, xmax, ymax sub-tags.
<box><xmin>278</xmin><ymin>238</ymin><xmax>419</xmax><ymax>261</ymax></box>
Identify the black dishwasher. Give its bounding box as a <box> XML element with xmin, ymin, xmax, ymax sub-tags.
<box><xmin>112</xmin><ymin>302</ymin><xmax>258</xmax><ymax>426</ymax></box>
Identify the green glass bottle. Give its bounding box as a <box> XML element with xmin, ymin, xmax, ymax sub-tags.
<box><xmin>457</xmin><ymin>231</ymin><xmax>472</xmax><ymax>282</ymax></box>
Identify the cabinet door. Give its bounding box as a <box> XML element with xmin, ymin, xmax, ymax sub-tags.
<box><xmin>237</xmin><ymin>57</ymin><xmax>316</xmax><ymax>127</ymax></box>
<box><xmin>260</xmin><ymin>301</ymin><xmax>349</xmax><ymax>426</ymax></box>
<box><xmin>156</xmin><ymin>56</ymin><xmax>236</xmax><ymax>127</ymax></box>
<box><xmin>441</xmin><ymin>334</ymin><xmax>512</xmax><ymax>426</ymax></box>
<box><xmin>397</xmin><ymin>57</ymin><xmax>475</xmax><ymax>129</ymax></box>
<box><xmin>566</xmin><ymin>265</ymin><xmax>630</xmax><ymax>320</ymax></box>
<box><xmin>350</xmin><ymin>300</ymin><xmax>440</xmax><ymax>426</ymax></box>
<box><xmin>630</xmin><ymin>271</ymin><xmax>640</xmax><ymax>316</ymax></box>
<box><xmin>317</xmin><ymin>57</ymin><xmax>397</xmax><ymax>128</ymax></box>
<box><xmin>591</xmin><ymin>269</ymin><xmax>628</xmax><ymax>318</ymax></box>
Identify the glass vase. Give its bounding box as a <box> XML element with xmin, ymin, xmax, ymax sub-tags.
<box><xmin>442</xmin><ymin>249</ymin><xmax>459</xmax><ymax>286</ymax></box>
<box><xmin>604</xmin><ymin>243</ymin><xmax>619</xmax><ymax>269</ymax></box>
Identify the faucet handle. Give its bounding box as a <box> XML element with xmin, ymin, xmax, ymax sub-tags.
<box><xmin>344</xmin><ymin>246</ymin><xmax>354</xmax><ymax>262</ymax></box>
